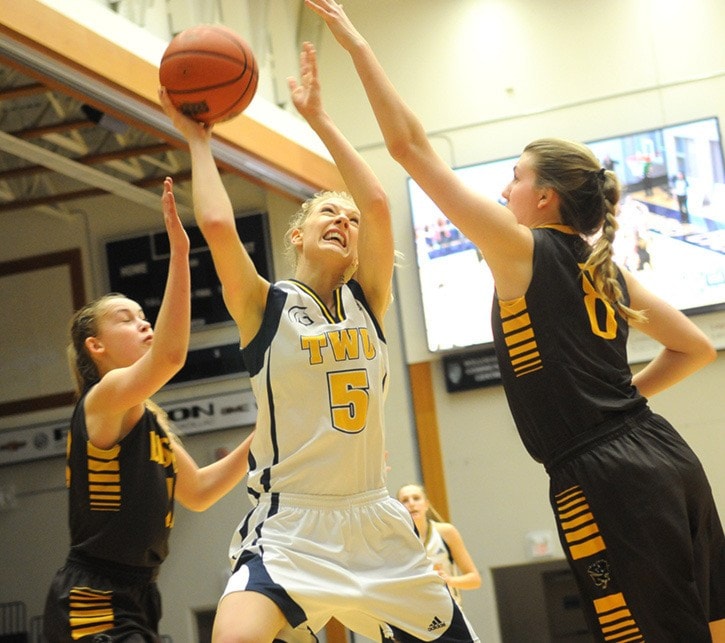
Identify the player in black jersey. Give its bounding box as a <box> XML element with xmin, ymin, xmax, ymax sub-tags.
<box><xmin>311</xmin><ymin>1</ymin><xmax>725</xmax><ymax>640</ymax></box>
<box><xmin>43</xmin><ymin>178</ymin><xmax>254</xmax><ymax>643</ymax></box>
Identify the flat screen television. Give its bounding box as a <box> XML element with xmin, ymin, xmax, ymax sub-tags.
<box><xmin>407</xmin><ymin>116</ymin><xmax>725</xmax><ymax>353</ymax></box>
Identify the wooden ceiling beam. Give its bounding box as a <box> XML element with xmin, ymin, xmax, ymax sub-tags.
<box><xmin>0</xmin><ymin>143</ymin><xmax>174</xmax><ymax>181</ymax></box>
<box><xmin>0</xmin><ymin>82</ymin><xmax>47</xmax><ymax>100</ymax></box>
<box><xmin>0</xmin><ymin>0</ymin><xmax>345</xmax><ymax>198</ymax></box>
<box><xmin>11</xmin><ymin>119</ymin><xmax>94</xmax><ymax>139</ymax></box>
<box><xmin>0</xmin><ymin>170</ymin><xmax>193</xmax><ymax>213</ymax></box>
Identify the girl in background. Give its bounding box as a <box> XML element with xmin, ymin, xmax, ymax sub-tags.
<box><xmin>397</xmin><ymin>484</ymin><xmax>482</xmax><ymax>606</ymax></box>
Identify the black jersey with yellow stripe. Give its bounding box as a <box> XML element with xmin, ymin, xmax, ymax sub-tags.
<box><xmin>66</xmin><ymin>390</ymin><xmax>177</xmax><ymax>570</ymax></box>
<box><xmin>491</xmin><ymin>226</ymin><xmax>645</xmax><ymax>465</ymax></box>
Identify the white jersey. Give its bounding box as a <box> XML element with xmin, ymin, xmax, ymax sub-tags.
<box><xmin>225</xmin><ymin>280</ymin><xmax>480</xmax><ymax>640</ymax></box>
<box><xmin>426</xmin><ymin>522</ymin><xmax>462</xmax><ymax>605</ymax></box>
<box><xmin>242</xmin><ymin>279</ymin><xmax>389</xmax><ymax>497</ymax></box>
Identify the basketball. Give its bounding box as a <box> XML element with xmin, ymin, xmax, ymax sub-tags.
<box><xmin>159</xmin><ymin>24</ymin><xmax>259</xmax><ymax>125</ymax></box>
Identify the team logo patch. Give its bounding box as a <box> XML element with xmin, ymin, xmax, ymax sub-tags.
<box><xmin>289</xmin><ymin>306</ymin><xmax>314</xmax><ymax>326</ymax></box>
<box><xmin>587</xmin><ymin>559</ymin><xmax>611</xmax><ymax>589</ymax></box>
<box><xmin>428</xmin><ymin>616</ymin><xmax>447</xmax><ymax>632</ymax></box>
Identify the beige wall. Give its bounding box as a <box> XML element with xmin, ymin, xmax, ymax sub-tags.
<box><xmin>1</xmin><ymin>1</ymin><xmax>724</xmax><ymax>641</ymax></box>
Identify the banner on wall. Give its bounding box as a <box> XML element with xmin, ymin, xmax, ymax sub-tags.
<box><xmin>0</xmin><ymin>420</ymin><xmax>68</xmax><ymax>467</ymax></box>
<box><xmin>442</xmin><ymin>348</ymin><xmax>501</xmax><ymax>392</ymax></box>
<box><xmin>164</xmin><ymin>389</ymin><xmax>257</xmax><ymax>437</ymax></box>
<box><xmin>0</xmin><ymin>389</ymin><xmax>257</xmax><ymax>467</ymax></box>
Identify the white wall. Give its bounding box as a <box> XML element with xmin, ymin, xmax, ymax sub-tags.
<box><xmin>1</xmin><ymin>1</ymin><xmax>724</xmax><ymax>642</ymax></box>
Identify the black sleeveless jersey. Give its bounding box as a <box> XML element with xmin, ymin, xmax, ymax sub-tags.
<box><xmin>66</xmin><ymin>391</ymin><xmax>177</xmax><ymax>569</ymax></box>
<box><xmin>491</xmin><ymin>226</ymin><xmax>646</xmax><ymax>465</ymax></box>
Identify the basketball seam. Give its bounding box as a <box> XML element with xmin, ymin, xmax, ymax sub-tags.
<box><xmin>165</xmin><ymin>72</ymin><xmax>256</xmax><ymax>95</ymax></box>
<box><xmin>161</xmin><ymin>51</ymin><xmax>249</xmax><ymax>63</ymax></box>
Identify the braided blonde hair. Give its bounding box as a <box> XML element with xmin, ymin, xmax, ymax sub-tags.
<box><xmin>524</xmin><ymin>138</ymin><xmax>646</xmax><ymax>322</ymax></box>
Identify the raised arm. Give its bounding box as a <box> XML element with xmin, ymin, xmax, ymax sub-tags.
<box><xmin>288</xmin><ymin>41</ymin><xmax>394</xmax><ymax>321</ymax></box>
<box><xmin>304</xmin><ymin>0</ymin><xmax>532</xmax><ymax>288</ymax></box>
<box><xmin>150</xmin><ymin>177</ymin><xmax>191</xmax><ymax>374</ymax></box>
<box><xmin>159</xmin><ymin>88</ymin><xmax>269</xmax><ymax>345</ymax></box>
<box><xmin>85</xmin><ymin>178</ymin><xmax>190</xmax><ymax>447</ymax></box>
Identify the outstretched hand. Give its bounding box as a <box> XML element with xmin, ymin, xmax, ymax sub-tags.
<box><xmin>158</xmin><ymin>86</ymin><xmax>212</xmax><ymax>144</ymax></box>
<box><xmin>287</xmin><ymin>41</ymin><xmax>324</xmax><ymax>122</ymax></box>
<box><xmin>162</xmin><ymin>176</ymin><xmax>189</xmax><ymax>255</ymax></box>
<box><xmin>304</xmin><ymin>0</ymin><xmax>366</xmax><ymax>50</ymax></box>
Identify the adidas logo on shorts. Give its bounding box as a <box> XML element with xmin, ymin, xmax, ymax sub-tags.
<box><xmin>428</xmin><ymin>616</ymin><xmax>446</xmax><ymax>632</ymax></box>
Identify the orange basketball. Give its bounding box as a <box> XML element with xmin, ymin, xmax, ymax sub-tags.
<box><xmin>159</xmin><ymin>24</ymin><xmax>259</xmax><ymax>125</ymax></box>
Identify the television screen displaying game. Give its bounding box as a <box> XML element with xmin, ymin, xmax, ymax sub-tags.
<box><xmin>407</xmin><ymin>116</ymin><xmax>725</xmax><ymax>353</ymax></box>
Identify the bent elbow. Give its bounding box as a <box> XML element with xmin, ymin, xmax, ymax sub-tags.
<box><xmin>179</xmin><ymin>498</ymin><xmax>209</xmax><ymax>513</ymax></box>
<box><xmin>680</xmin><ymin>338</ymin><xmax>717</xmax><ymax>379</ymax></box>
<box><xmin>385</xmin><ymin>120</ymin><xmax>429</xmax><ymax>167</ymax></box>
<box><xmin>177</xmin><ymin>487</ymin><xmax>214</xmax><ymax>512</ymax></box>
<box><xmin>700</xmin><ymin>341</ymin><xmax>717</xmax><ymax>367</ymax></box>
<box><xmin>387</xmin><ymin>137</ymin><xmax>414</xmax><ymax>165</ymax></box>
<box><xmin>166</xmin><ymin>349</ymin><xmax>187</xmax><ymax>371</ymax></box>
<box><xmin>198</xmin><ymin>213</ymin><xmax>234</xmax><ymax>243</ymax></box>
<box><xmin>189</xmin><ymin>499</ymin><xmax>213</xmax><ymax>512</ymax></box>
<box><xmin>367</xmin><ymin>189</ymin><xmax>391</xmax><ymax>217</ymax></box>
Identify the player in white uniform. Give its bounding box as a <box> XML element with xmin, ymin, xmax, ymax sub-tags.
<box><xmin>397</xmin><ymin>484</ymin><xmax>482</xmax><ymax>607</ymax></box>
<box><xmin>426</xmin><ymin>525</ymin><xmax>462</xmax><ymax>606</ymax></box>
<box><xmin>160</xmin><ymin>40</ymin><xmax>478</xmax><ymax>643</ymax></box>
